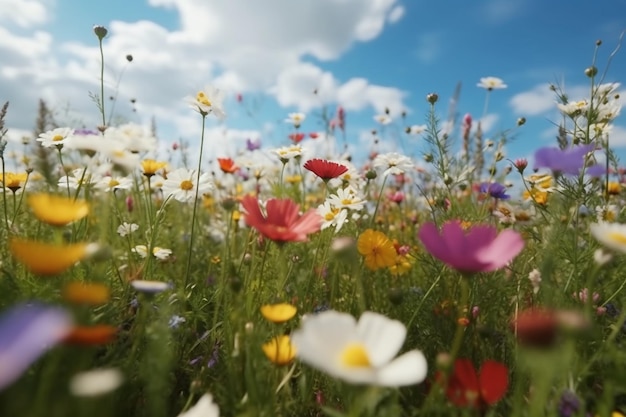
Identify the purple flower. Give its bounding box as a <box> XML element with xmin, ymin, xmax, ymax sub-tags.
<box><xmin>479</xmin><ymin>182</ymin><xmax>510</xmax><ymax>199</ymax></box>
<box><xmin>557</xmin><ymin>390</ymin><xmax>580</xmax><ymax>417</ymax></box>
<box><xmin>534</xmin><ymin>144</ymin><xmax>603</xmax><ymax>176</ymax></box>
<box><xmin>0</xmin><ymin>303</ymin><xmax>72</xmax><ymax>390</ymax></box>
<box><xmin>418</xmin><ymin>220</ymin><xmax>525</xmax><ymax>273</ymax></box>
<box><xmin>246</xmin><ymin>138</ymin><xmax>261</xmax><ymax>151</ymax></box>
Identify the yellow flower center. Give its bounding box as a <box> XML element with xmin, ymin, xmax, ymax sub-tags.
<box><xmin>341</xmin><ymin>198</ymin><xmax>353</xmax><ymax>205</ymax></box>
<box><xmin>180</xmin><ymin>180</ymin><xmax>193</xmax><ymax>191</ymax></box>
<box><xmin>108</xmin><ymin>179</ymin><xmax>120</xmax><ymax>188</ymax></box>
<box><xmin>324</xmin><ymin>207</ymin><xmax>340</xmax><ymax>221</ymax></box>
<box><xmin>196</xmin><ymin>91</ymin><xmax>211</xmax><ymax>107</ymax></box>
<box><xmin>608</xmin><ymin>231</ymin><xmax>626</xmax><ymax>245</ymax></box>
<box><xmin>341</xmin><ymin>343</ymin><xmax>371</xmax><ymax>368</ymax></box>
<box><xmin>52</xmin><ymin>135</ymin><xmax>64</xmax><ymax>142</ymax></box>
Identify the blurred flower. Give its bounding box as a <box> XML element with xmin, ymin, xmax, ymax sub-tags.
<box><xmin>511</xmin><ymin>308</ymin><xmax>558</xmax><ymax>348</ymax></box>
<box><xmin>590</xmin><ymin>222</ymin><xmax>626</xmax><ymax>253</ymax></box>
<box><xmin>37</xmin><ymin>127</ymin><xmax>74</xmax><ymax>148</ymax></box>
<box><xmin>418</xmin><ymin>220</ymin><xmax>524</xmax><ymax>273</ymax></box>
<box><xmin>217</xmin><ymin>157</ymin><xmax>238</xmax><ymax>174</ymax></box>
<box><xmin>64</xmin><ymin>325</ymin><xmax>117</xmax><ymax>345</ymax></box>
<box><xmin>132</xmin><ymin>245</ymin><xmax>173</xmax><ymax>260</ymax></box>
<box><xmin>260</xmin><ymin>303</ymin><xmax>297</xmax><ymax>323</ymax></box>
<box><xmin>291</xmin><ymin>310</ymin><xmax>428</xmax><ymax>386</ymax></box>
<box><xmin>373</xmin><ymin>152</ymin><xmax>414</xmax><ymax>176</ymax></box>
<box><xmin>188</xmin><ymin>86</ymin><xmax>226</xmax><ymax>119</ymax></box>
<box><xmin>240</xmin><ymin>195</ymin><xmax>322</xmax><ymax>243</ymax></box>
<box><xmin>69</xmin><ymin>368</ymin><xmax>123</xmax><ymax>397</ymax></box>
<box><xmin>477</xmin><ymin>77</ymin><xmax>507</xmax><ymax>90</ymax></box>
<box><xmin>558</xmin><ymin>390</ymin><xmax>580</xmax><ymax>417</ymax></box>
<box><xmin>534</xmin><ymin>144</ymin><xmax>603</xmax><ymax>176</ymax></box>
<box><xmin>10</xmin><ymin>239</ymin><xmax>96</xmax><ymax>276</ymax></box>
<box><xmin>479</xmin><ymin>182</ymin><xmax>510</xmax><ymax>200</ymax></box>
<box><xmin>27</xmin><ymin>194</ymin><xmax>89</xmax><ymax>226</ymax></box>
<box><xmin>177</xmin><ymin>393</ymin><xmax>220</xmax><ymax>417</ymax></box>
<box><xmin>169</xmin><ymin>315</ymin><xmax>186</xmax><ymax>329</ymax></box>
<box><xmin>1</xmin><ymin>172</ymin><xmax>28</xmax><ymax>193</ymax></box>
<box><xmin>288</xmin><ymin>133</ymin><xmax>305</xmax><ymax>144</ymax></box>
<box><xmin>130</xmin><ymin>280</ymin><xmax>171</xmax><ymax>294</ymax></box>
<box><xmin>273</xmin><ymin>145</ymin><xmax>303</xmax><ymax>162</ymax></box>
<box><xmin>406</xmin><ymin>124</ymin><xmax>427</xmax><ymax>135</ymax></box>
<box><xmin>528</xmin><ymin>269</ymin><xmax>542</xmax><ymax>294</ymax></box>
<box><xmin>439</xmin><ymin>358</ymin><xmax>508</xmax><ymax>408</ymax></box>
<box><xmin>304</xmin><ymin>159</ymin><xmax>348</xmax><ymax>181</ymax></box>
<box><xmin>141</xmin><ymin>159</ymin><xmax>168</xmax><ymax>177</ymax></box>
<box><xmin>262</xmin><ymin>335</ymin><xmax>296</xmax><ymax>365</ymax></box>
<box><xmin>285</xmin><ymin>112</ymin><xmax>306</xmax><ymax>128</ymax></box>
<box><xmin>246</xmin><ymin>138</ymin><xmax>261</xmax><ymax>151</ymax></box>
<box><xmin>117</xmin><ymin>222</ymin><xmax>139</xmax><ymax>237</ymax></box>
<box><xmin>0</xmin><ymin>303</ymin><xmax>72</xmax><ymax>390</ymax></box>
<box><xmin>96</xmin><ymin>175</ymin><xmax>134</xmax><ymax>193</ymax></box>
<box><xmin>357</xmin><ymin>229</ymin><xmax>397</xmax><ymax>271</ymax></box>
<box><xmin>63</xmin><ymin>282</ymin><xmax>110</xmax><ymax>306</ymax></box>
<box><xmin>162</xmin><ymin>168</ymin><xmax>213</xmax><ymax>203</ymax></box>
<box><xmin>374</xmin><ymin>114</ymin><xmax>392</xmax><ymax>125</ymax></box>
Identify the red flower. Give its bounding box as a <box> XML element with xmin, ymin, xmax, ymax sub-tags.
<box><xmin>240</xmin><ymin>195</ymin><xmax>322</xmax><ymax>243</ymax></box>
<box><xmin>303</xmin><ymin>159</ymin><xmax>348</xmax><ymax>181</ymax></box>
<box><xmin>308</xmin><ymin>132</ymin><xmax>319</xmax><ymax>139</ymax></box>
<box><xmin>441</xmin><ymin>358</ymin><xmax>508</xmax><ymax>409</ymax></box>
<box><xmin>288</xmin><ymin>133</ymin><xmax>305</xmax><ymax>144</ymax></box>
<box><xmin>217</xmin><ymin>157</ymin><xmax>238</xmax><ymax>174</ymax></box>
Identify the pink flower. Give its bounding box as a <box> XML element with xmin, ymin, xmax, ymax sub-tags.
<box><xmin>418</xmin><ymin>220</ymin><xmax>524</xmax><ymax>273</ymax></box>
<box><xmin>241</xmin><ymin>195</ymin><xmax>322</xmax><ymax>243</ymax></box>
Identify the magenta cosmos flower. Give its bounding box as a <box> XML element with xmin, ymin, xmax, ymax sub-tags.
<box><xmin>418</xmin><ymin>220</ymin><xmax>524</xmax><ymax>273</ymax></box>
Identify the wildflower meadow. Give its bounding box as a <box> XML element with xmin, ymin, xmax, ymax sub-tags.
<box><xmin>3</xmin><ymin>24</ymin><xmax>626</xmax><ymax>417</ymax></box>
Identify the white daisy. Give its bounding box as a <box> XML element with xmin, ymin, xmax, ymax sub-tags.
<box><xmin>161</xmin><ymin>168</ymin><xmax>213</xmax><ymax>203</ymax></box>
<box><xmin>291</xmin><ymin>310</ymin><xmax>428</xmax><ymax>387</ymax></box>
<box><xmin>373</xmin><ymin>152</ymin><xmax>414</xmax><ymax>177</ymax></box>
<box><xmin>327</xmin><ymin>186</ymin><xmax>365</xmax><ymax>211</ymax></box>
<box><xmin>69</xmin><ymin>368</ymin><xmax>124</xmax><ymax>397</ymax></box>
<box><xmin>477</xmin><ymin>76</ymin><xmax>507</xmax><ymax>91</ymax></box>
<box><xmin>317</xmin><ymin>202</ymin><xmax>348</xmax><ymax>232</ymax></box>
<box><xmin>273</xmin><ymin>145</ymin><xmax>304</xmax><ymax>162</ymax></box>
<box><xmin>374</xmin><ymin>114</ymin><xmax>392</xmax><ymax>125</ymax></box>
<box><xmin>37</xmin><ymin>127</ymin><xmax>75</xmax><ymax>148</ymax></box>
<box><xmin>96</xmin><ymin>175</ymin><xmax>134</xmax><ymax>193</ymax></box>
<box><xmin>187</xmin><ymin>86</ymin><xmax>226</xmax><ymax>120</ymax></box>
<box><xmin>285</xmin><ymin>112</ymin><xmax>306</xmax><ymax>128</ymax></box>
<box><xmin>117</xmin><ymin>222</ymin><xmax>139</xmax><ymax>237</ymax></box>
<box><xmin>590</xmin><ymin>222</ymin><xmax>626</xmax><ymax>254</ymax></box>
<box><xmin>105</xmin><ymin>123</ymin><xmax>157</xmax><ymax>153</ymax></box>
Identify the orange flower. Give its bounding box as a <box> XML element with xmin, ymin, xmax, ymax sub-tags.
<box><xmin>10</xmin><ymin>239</ymin><xmax>94</xmax><ymax>276</ymax></box>
<box><xmin>217</xmin><ymin>157</ymin><xmax>238</xmax><ymax>174</ymax></box>
<box><xmin>357</xmin><ymin>229</ymin><xmax>397</xmax><ymax>271</ymax></box>
<box><xmin>63</xmin><ymin>282</ymin><xmax>111</xmax><ymax>306</ymax></box>
<box><xmin>28</xmin><ymin>194</ymin><xmax>89</xmax><ymax>226</ymax></box>
<box><xmin>64</xmin><ymin>325</ymin><xmax>117</xmax><ymax>345</ymax></box>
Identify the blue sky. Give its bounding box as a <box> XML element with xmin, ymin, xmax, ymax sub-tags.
<box><xmin>2</xmin><ymin>0</ymin><xmax>626</xmax><ymax>169</ymax></box>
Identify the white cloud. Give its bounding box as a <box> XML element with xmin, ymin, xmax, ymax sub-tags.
<box><xmin>0</xmin><ymin>0</ymin><xmax>49</xmax><ymax>28</ymax></box>
<box><xmin>387</xmin><ymin>5</ymin><xmax>405</xmax><ymax>23</ymax></box>
<box><xmin>337</xmin><ymin>78</ymin><xmax>406</xmax><ymax>115</ymax></box>
<box><xmin>509</xmin><ymin>83</ymin><xmax>555</xmax><ymax>116</ymax></box>
<box><xmin>414</xmin><ymin>32</ymin><xmax>442</xmax><ymax>64</ymax></box>
<box><xmin>480</xmin><ymin>0</ymin><xmax>526</xmax><ymax>24</ymax></box>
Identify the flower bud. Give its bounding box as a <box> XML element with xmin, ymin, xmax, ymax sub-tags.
<box><xmin>584</xmin><ymin>66</ymin><xmax>598</xmax><ymax>78</ymax></box>
<box><xmin>426</xmin><ymin>93</ymin><xmax>438</xmax><ymax>104</ymax></box>
<box><xmin>517</xmin><ymin>117</ymin><xmax>526</xmax><ymax>126</ymax></box>
<box><xmin>93</xmin><ymin>25</ymin><xmax>108</xmax><ymax>40</ymax></box>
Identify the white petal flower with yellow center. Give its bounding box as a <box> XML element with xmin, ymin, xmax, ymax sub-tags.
<box><xmin>590</xmin><ymin>222</ymin><xmax>626</xmax><ymax>254</ymax></box>
<box><xmin>285</xmin><ymin>112</ymin><xmax>306</xmax><ymax>128</ymax></box>
<box><xmin>477</xmin><ymin>76</ymin><xmax>507</xmax><ymax>90</ymax></box>
<box><xmin>37</xmin><ymin>127</ymin><xmax>74</xmax><ymax>148</ymax></box>
<box><xmin>188</xmin><ymin>86</ymin><xmax>226</xmax><ymax>120</ymax></box>
<box><xmin>177</xmin><ymin>393</ymin><xmax>220</xmax><ymax>417</ymax></box>
<box><xmin>161</xmin><ymin>168</ymin><xmax>213</xmax><ymax>203</ymax></box>
<box><xmin>291</xmin><ymin>310</ymin><xmax>428</xmax><ymax>387</ymax></box>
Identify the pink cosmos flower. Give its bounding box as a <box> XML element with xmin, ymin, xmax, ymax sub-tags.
<box><xmin>418</xmin><ymin>220</ymin><xmax>524</xmax><ymax>273</ymax></box>
<box><xmin>241</xmin><ymin>195</ymin><xmax>322</xmax><ymax>243</ymax></box>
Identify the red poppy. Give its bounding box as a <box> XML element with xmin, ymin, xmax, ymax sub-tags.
<box><xmin>511</xmin><ymin>308</ymin><xmax>558</xmax><ymax>348</ymax></box>
<box><xmin>288</xmin><ymin>133</ymin><xmax>305</xmax><ymax>144</ymax></box>
<box><xmin>303</xmin><ymin>159</ymin><xmax>348</xmax><ymax>181</ymax></box>
<box><xmin>217</xmin><ymin>157</ymin><xmax>238</xmax><ymax>174</ymax></box>
<box><xmin>308</xmin><ymin>132</ymin><xmax>319</xmax><ymax>139</ymax></box>
<box><xmin>441</xmin><ymin>358</ymin><xmax>508</xmax><ymax>408</ymax></box>
<box><xmin>240</xmin><ymin>195</ymin><xmax>322</xmax><ymax>243</ymax></box>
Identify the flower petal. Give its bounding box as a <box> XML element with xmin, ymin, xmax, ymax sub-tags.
<box><xmin>376</xmin><ymin>350</ymin><xmax>428</xmax><ymax>387</ymax></box>
<box><xmin>479</xmin><ymin>360</ymin><xmax>509</xmax><ymax>405</ymax></box>
<box><xmin>357</xmin><ymin>312</ymin><xmax>406</xmax><ymax>367</ymax></box>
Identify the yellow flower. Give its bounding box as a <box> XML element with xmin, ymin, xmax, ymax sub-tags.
<box><xmin>262</xmin><ymin>335</ymin><xmax>296</xmax><ymax>365</ymax></box>
<box><xmin>389</xmin><ymin>255</ymin><xmax>412</xmax><ymax>276</ymax></box>
<box><xmin>523</xmin><ymin>188</ymin><xmax>549</xmax><ymax>205</ymax></box>
<box><xmin>607</xmin><ymin>181</ymin><xmax>622</xmax><ymax>195</ymax></box>
<box><xmin>285</xmin><ymin>175</ymin><xmax>302</xmax><ymax>184</ymax></box>
<box><xmin>63</xmin><ymin>282</ymin><xmax>110</xmax><ymax>305</ymax></box>
<box><xmin>1</xmin><ymin>172</ymin><xmax>28</xmax><ymax>192</ymax></box>
<box><xmin>357</xmin><ymin>229</ymin><xmax>397</xmax><ymax>271</ymax></box>
<box><xmin>28</xmin><ymin>194</ymin><xmax>89</xmax><ymax>226</ymax></box>
<box><xmin>10</xmin><ymin>238</ymin><xmax>92</xmax><ymax>276</ymax></box>
<box><xmin>260</xmin><ymin>303</ymin><xmax>297</xmax><ymax>323</ymax></box>
<box><xmin>141</xmin><ymin>159</ymin><xmax>167</xmax><ymax>177</ymax></box>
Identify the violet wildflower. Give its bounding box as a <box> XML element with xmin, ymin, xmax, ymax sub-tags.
<box><xmin>418</xmin><ymin>220</ymin><xmax>524</xmax><ymax>273</ymax></box>
<box><xmin>246</xmin><ymin>138</ymin><xmax>261</xmax><ymax>151</ymax></box>
<box><xmin>557</xmin><ymin>390</ymin><xmax>580</xmax><ymax>417</ymax></box>
<box><xmin>534</xmin><ymin>144</ymin><xmax>603</xmax><ymax>176</ymax></box>
<box><xmin>0</xmin><ymin>303</ymin><xmax>72</xmax><ymax>390</ymax></box>
<box><xmin>479</xmin><ymin>182</ymin><xmax>510</xmax><ymax>200</ymax></box>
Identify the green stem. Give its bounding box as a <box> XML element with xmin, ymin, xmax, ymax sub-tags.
<box><xmin>449</xmin><ymin>276</ymin><xmax>470</xmax><ymax>361</ymax></box>
<box><xmin>98</xmin><ymin>38</ymin><xmax>106</xmax><ymax>127</ymax></box>
<box><xmin>183</xmin><ymin>114</ymin><xmax>207</xmax><ymax>289</ymax></box>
